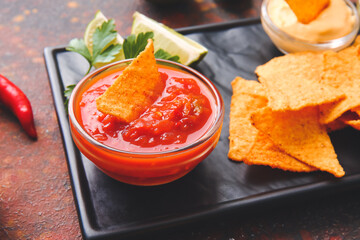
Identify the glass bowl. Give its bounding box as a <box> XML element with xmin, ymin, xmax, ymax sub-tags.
<box><xmin>261</xmin><ymin>0</ymin><xmax>359</xmax><ymax>54</ymax></box>
<box><xmin>68</xmin><ymin>59</ymin><xmax>224</xmax><ymax>186</ymax></box>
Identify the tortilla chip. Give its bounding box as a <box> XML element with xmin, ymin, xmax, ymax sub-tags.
<box><xmin>343</xmin><ymin>119</ymin><xmax>360</xmax><ymax>131</ymax></box>
<box><xmin>352</xmin><ymin>106</ymin><xmax>360</xmax><ymax>116</ymax></box>
<box><xmin>319</xmin><ymin>46</ymin><xmax>360</xmax><ymax>124</ymax></box>
<box><xmin>325</xmin><ymin>118</ymin><xmax>347</xmax><ymax>132</ymax></box>
<box><xmin>346</xmin><ymin>121</ymin><xmax>360</xmax><ymax>130</ymax></box>
<box><xmin>96</xmin><ymin>39</ymin><xmax>164</xmax><ymax>123</ymax></box>
<box><xmin>340</xmin><ymin>111</ymin><xmax>360</xmax><ymax>131</ymax></box>
<box><xmin>251</xmin><ymin>106</ymin><xmax>344</xmax><ymax>177</ymax></box>
<box><xmin>244</xmin><ymin>132</ymin><xmax>317</xmax><ymax>172</ymax></box>
<box><xmin>285</xmin><ymin>0</ymin><xmax>329</xmax><ymax>24</ymax></box>
<box><xmin>255</xmin><ymin>52</ymin><xmax>344</xmax><ymax>112</ymax></box>
<box><xmin>228</xmin><ymin>77</ymin><xmax>268</xmax><ymax>161</ymax></box>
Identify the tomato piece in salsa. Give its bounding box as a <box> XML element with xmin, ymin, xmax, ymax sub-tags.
<box><xmin>78</xmin><ymin>65</ymin><xmax>215</xmax><ymax>152</ymax></box>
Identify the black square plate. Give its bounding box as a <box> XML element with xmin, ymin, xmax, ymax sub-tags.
<box><xmin>44</xmin><ymin>18</ymin><xmax>360</xmax><ymax>240</ymax></box>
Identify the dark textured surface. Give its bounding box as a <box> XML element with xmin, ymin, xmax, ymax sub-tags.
<box><xmin>47</xmin><ymin>20</ymin><xmax>360</xmax><ymax>239</ymax></box>
<box><xmin>0</xmin><ymin>1</ymin><xmax>261</xmax><ymax>239</ymax></box>
<box><xmin>2</xmin><ymin>0</ymin><xmax>360</xmax><ymax>239</ymax></box>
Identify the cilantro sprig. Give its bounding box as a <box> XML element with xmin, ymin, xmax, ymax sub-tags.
<box><xmin>123</xmin><ymin>32</ymin><xmax>154</xmax><ymax>59</ymax></box>
<box><xmin>66</xmin><ymin>19</ymin><xmax>122</xmax><ymax>75</ymax></box>
<box><xmin>155</xmin><ymin>49</ymin><xmax>180</xmax><ymax>62</ymax></box>
<box><xmin>64</xmin><ymin>84</ymin><xmax>76</xmax><ymax>112</ymax></box>
<box><xmin>123</xmin><ymin>32</ymin><xmax>180</xmax><ymax>63</ymax></box>
<box><xmin>64</xmin><ymin>18</ymin><xmax>179</xmax><ymax>111</ymax></box>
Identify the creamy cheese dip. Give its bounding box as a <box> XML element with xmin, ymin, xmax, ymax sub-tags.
<box><xmin>268</xmin><ymin>0</ymin><xmax>356</xmax><ymax>42</ymax></box>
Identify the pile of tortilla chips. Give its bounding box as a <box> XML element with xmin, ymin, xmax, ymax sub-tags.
<box><xmin>228</xmin><ymin>37</ymin><xmax>360</xmax><ymax>178</ymax></box>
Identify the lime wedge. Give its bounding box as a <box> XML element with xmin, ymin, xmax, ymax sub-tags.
<box><xmin>131</xmin><ymin>11</ymin><xmax>208</xmax><ymax>66</ymax></box>
<box><xmin>84</xmin><ymin>10</ymin><xmax>125</xmax><ymax>68</ymax></box>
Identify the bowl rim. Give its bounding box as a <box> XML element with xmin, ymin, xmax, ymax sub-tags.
<box><xmin>68</xmin><ymin>59</ymin><xmax>224</xmax><ymax>156</ymax></box>
<box><xmin>260</xmin><ymin>0</ymin><xmax>360</xmax><ymax>46</ymax></box>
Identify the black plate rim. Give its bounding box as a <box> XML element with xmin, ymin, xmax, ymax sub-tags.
<box><xmin>43</xmin><ymin>17</ymin><xmax>360</xmax><ymax>240</ymax></box>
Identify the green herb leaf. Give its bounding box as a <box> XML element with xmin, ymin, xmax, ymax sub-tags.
<box><xmin>66</xmin><ymin>19</ymin><xmax>122</xmax><ymax>75</ymax></box>
<box><xmin>123</xmin><ymin>32</ymin><xmax>154</xmax><ymax>59</ymax></box>
<box><xmin>93</xmin><ymin>44</ymin><xmax>122</xmax><ymax>65</ymax></box>
<box><xmin>66</xmin><ymin>38</ymin><xmax>92</xmax><ymax>65</ymax></box>
<box><xmin>64</xmin><ymin>84</ymin><xmax>76</xmax><ymax>112</ymax></box>
<box><xmin>122</xmin><ymin>32</ymin><xmax>180</xmax><ymax>62</ymax></box>
<box><xmin>155</xmin><ymin>49</ymin><xmax>180</xmax><ymax>63</ymax></box>
<box><xmin>92</xmin><ymin>20</ymin><xmax>119</xmax><ymax>57</ymax></box>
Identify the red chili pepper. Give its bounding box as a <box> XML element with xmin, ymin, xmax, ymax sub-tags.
<box><xmin>0</xmin><ymin>74</ymin><xmax>37</xmax><ymax>139</ymax></box>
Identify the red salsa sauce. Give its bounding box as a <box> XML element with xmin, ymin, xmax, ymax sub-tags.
<box><xmin>77</xmin><ymin>65</ymin><xmax>216</xmax><ymax>152</ymax></box>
